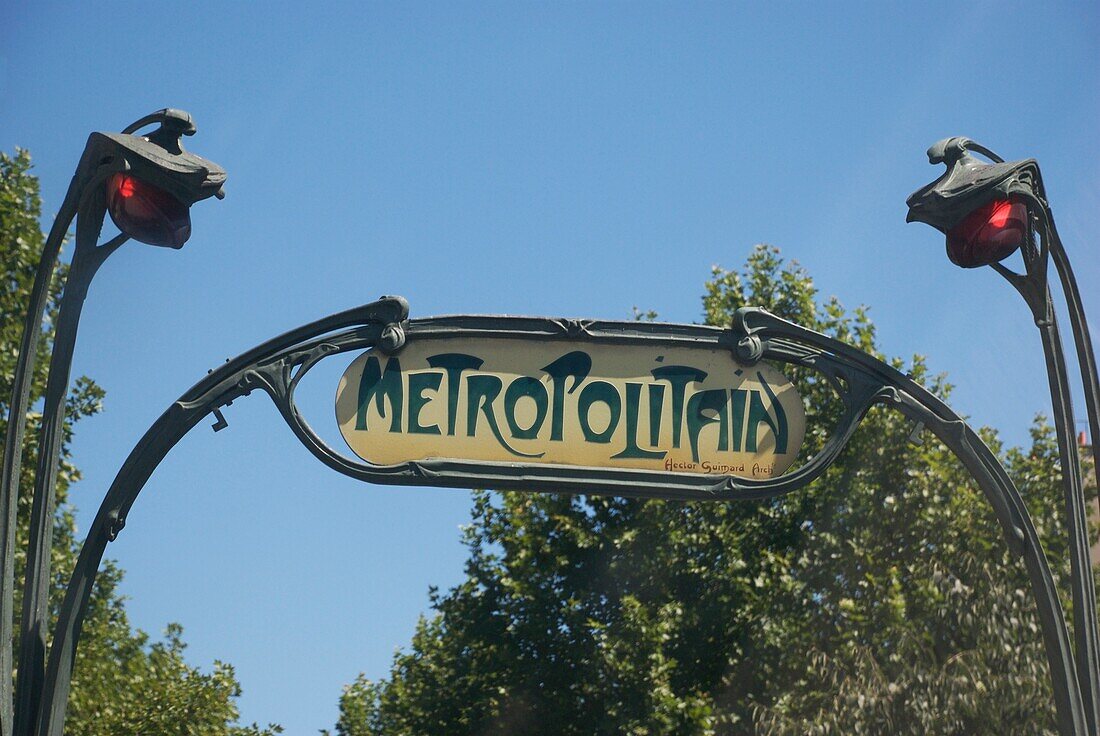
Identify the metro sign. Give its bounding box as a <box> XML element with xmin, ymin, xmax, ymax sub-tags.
<box><xmin>336</xmin><ymin>336</ymin><xmax>805</xmax><ymax>480</ymax></box>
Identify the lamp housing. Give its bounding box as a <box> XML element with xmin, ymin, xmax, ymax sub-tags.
<box><xmin>906</xmin><ymin>137</ymin><xmax>1041</xmax><ymax>268</ymax></box>
<box><xmin>85</xmin><ymin>109</ymin><xmax>227</xmax><ymax>248</ymax></box>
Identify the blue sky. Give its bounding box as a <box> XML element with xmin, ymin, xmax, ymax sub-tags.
<box><xmin>2</xmin><ymin>2</ymin><xmax>1098</xmax><ymax>732</ymax></box>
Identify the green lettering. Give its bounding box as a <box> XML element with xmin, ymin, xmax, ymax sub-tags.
<box><xmin>466</xmin><ymin>375</ymin><xmax>543</xmax><ymax>458</ymax></box>
<box><xmin>503</xmin><ymin>376</ymin><xmax>548</xmax><ymax>440</ymax></box>
<box><xmin>542</xmin><ymin>351</ymin><xmax>592</xmax><ymax>441</ymax></box>
<box><xmin>750</xmin><ymin>371</ymin><xmax>789</xmax><ymax>453</ymax></box>
<box><xmin>407</xmin><ymin>371</ymin><xmax>443</xmax><ymax>435</ymax></box>
<box><xmin>427</xmin><ymin>353</ymin><xmax>483</xmax><ymax>435</ymax></box>
<box><xmin>355</xmin><ymin>355</ymin><xmax>403</xmax><ymax>432</ymax></box>
<box><xmin>729</xmin><ymin>388</ymin><xmax>748</xmax><ymax>451</ymax></box>
<box><xmin>651</xmin><ymin>366</ymin><xmax>707</xmax><ymax>448</ymax></box>
<box><xmin>612</xmin><ymin>382</ymin><xmax>665</xmax><ymax>460</ymax></box>
<box><xmin>577</xmin><ymin>380</ymin><xmax>621</xmax><ymax>444</ymax></box>
<box><xmin>686</xmin><ymin>389</ymin><xmax>729</xmax><ymax>463</ymax></box>
<box><xmin>647</xmin><ymin>383</ymin><xmax>665</xmax><ymax>446</ymax></box>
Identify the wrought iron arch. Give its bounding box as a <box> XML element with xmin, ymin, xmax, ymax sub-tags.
<box><xmin>35</xmin><ymin>297</ymin><xmax>1088</xmax><ymax>736</ymax></box>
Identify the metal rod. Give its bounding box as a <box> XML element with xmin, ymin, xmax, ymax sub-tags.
<box><xmin>11</xmin><ymin>195</ymin><xmax>121</xmax><ymax>736</ymax></box>
<box><xmin>1049</xmin><ymin>220</ymin><xmax>1100</xmax><ymax>734</ymax></box>
<box><xmin>896</xmin><ymin>402</ymin><xmax>1087</xmax><ymax>736</ymax></box>
<box><xmin>2</xmin><ymin>109</ymin><xmax>219</xmax><ymax>735</ymax></box>
<box><xmin>1011</xmin><ymin>192</ymin><xmax>1100</xmax><ymax>734</ymax></box>
<box><xmin>1048</xmin><ymin>228</ymin><xmax>1100</xmax><ymax>532</ymax></box>
<box><xmin>1039</xmin><ymin>311</ymin><xmax>1100</xmax><ymax>734</ymax></box>
<box><xmin>11</xmin><ymin>240</ymin><xmax>96</xmax><ymax>736</ymax></box>
<box><xmin>0</xmin><ymin>176</ymin><xmax>79</xmax><ymax>736</ymax></box>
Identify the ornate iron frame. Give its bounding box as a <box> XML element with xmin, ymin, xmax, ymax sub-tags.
<box><xmin>909</xmin><ymin>137</ymin><xmax>1100</xmax><ymax>734</ymax></box>
<box><xmin>33</xmin><ymin>296</ymin><xmax>1088</xmax><ymax>736</ymax></box>
<box><xmin>0</xmin><ymin>110</ymin><xmax>225</xmax><ymax>736</ymax></box>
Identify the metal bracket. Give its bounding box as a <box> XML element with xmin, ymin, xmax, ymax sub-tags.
<box><xmin>211</xmin><ymin>408</ymin><xmax>229</xmax><ymax>432</ymax></box>
<box><xmin>731</xmin><ymin>307</ymin><xmax>769</xmax><ymax>366</ymax></box>
<box><xmin>378</xmin><ymin>321</ymin><xmax>407</xmax><ymax>355</ymax></box>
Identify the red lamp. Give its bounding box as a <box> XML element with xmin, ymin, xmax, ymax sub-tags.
<box><xmin>945</xmin><ymin>198</ymin><xmax>1028</xmax><ymax>268</ymax></box>
<box><xmin>105</xmin><ymin>172</ymin><xmax>192</xmax><ymax>248</ymax></box>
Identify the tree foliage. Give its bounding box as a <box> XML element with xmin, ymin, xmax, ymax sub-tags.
<box><xmin>332</xmin><ymin>245</ymin><xmax>1089</xmax><ymax>734</ymax></box>
<box><xmin>0</xmin><ymin>149</ymin><xmax>280</xmax><ymax>735</ymax></box>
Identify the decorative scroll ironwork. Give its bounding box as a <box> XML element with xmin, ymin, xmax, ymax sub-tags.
<box><xmin>35</xmin><ymin>296</ymin><xmax>1088</xmax><ymax>736</ymax></box>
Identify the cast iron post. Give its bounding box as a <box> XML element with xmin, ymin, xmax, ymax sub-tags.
<box><xmin>0</xmin><ymin>110</ymin><xmax>225</xmax><ymax>736</ymax></box>
<box><xmin>907</xmin><ymin>137</ymin><xmax>1100</xmax><ymax>734</ymax></box>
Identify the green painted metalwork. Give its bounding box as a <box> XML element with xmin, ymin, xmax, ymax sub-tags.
<box><xmin>32</xmin><ymin>298</ymin><xmax>1091</xmax><ymax>736</ymax></box>
<box><xmin>4</xmin><ymin>126</ymin><xmax>1097</xmax><ymax>736</ymax></box>
<box><xmin>0</xmin><ymin>110</ymin><xmax>224</xmax><ymax>736</ymax></box>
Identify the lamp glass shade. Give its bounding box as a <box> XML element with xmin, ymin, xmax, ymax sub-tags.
<box><xmin>945</xmin><ymin>199</ymin><xmax>1028</xmax><ymax>268</ymax></box>
<box><xmin>106</xmin><ymin>173</ymin><xmax>191</xmax><ymax>248</ymax></box>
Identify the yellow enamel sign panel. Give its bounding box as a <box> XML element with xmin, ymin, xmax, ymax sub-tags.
<box><xmin>335</xmin><ymin>339</ymin><xmax>805</xmax><ymax>479</ymax></box>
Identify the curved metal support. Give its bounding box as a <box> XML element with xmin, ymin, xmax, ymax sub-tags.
<box><xmin>35</xmin><ymin>301</ymin><xmax>1087</xmax><ymax>736</ymax></box>
<box><xmin>1008</xmin><ymin>178</ymin><xmax>1100</xmax><ymax>529</ymax></box>
<box><xmin>34</xmin><ymin>297</ymin><xmax>408</xmax><ymax>736</ymax></box>
<box><xmin>1047</xmin><ymin>221</ymin><xmax>1100</xmax><ymax>537</ymax></box>
<box><xmin>1</xmin><ymin>147</ymin><xmax>128</xmax><ymax>736</ymax></box>
<box><xmin>0</xmin><ymin>173</ymin><xmax>80</xmax><ymax>736</ymax></box>
<box><xmin>909</xmin><ymin>138</ymin><xmax>1100</xmax><ymax>734</ymax></box>
<box><xmin>984</xmin><ymin>182</ymin><xmax>1100</xmax><ymax>733</ymax></box>
<box><xmin>926</xmin><ymin>136</ymin><xmax>1006</xmax><ymax>167</ymax></box>
<box><xmin>1036</xmin><ymin>199</ymin><xmax>1100</xmax><ymax>736</ymax></box>
<box><xmin>12</xmin><ymin>169</ymin><xmax>128</xmax><ymax>736</ymax></box>
<box><xmin>248</xmin><ymin>313</ymin><xmax>889</xmax><ymax>501</ymax></box>
<box><xmin>1</xmin><ymin>111</ymin><xmax>225</xmax><ymax>736</ymax></box>
<box><xmin>741</xmin><ymin>308</ymin><xmax>1086</xmax><ymax>735</ymax></box>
